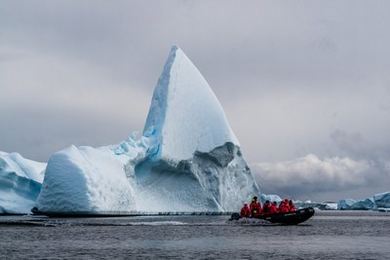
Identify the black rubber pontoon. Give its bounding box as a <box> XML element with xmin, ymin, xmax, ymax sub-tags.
<box><xmin>230</xmin><ymin>207</ymin><xmax>315</xmax><ymax>225</ymax></box>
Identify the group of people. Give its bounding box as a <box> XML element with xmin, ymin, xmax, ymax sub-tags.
<box><xmin>240</xmin><ymin>196</ymin><xmax>296</xmax><ymax>218</ymax></box>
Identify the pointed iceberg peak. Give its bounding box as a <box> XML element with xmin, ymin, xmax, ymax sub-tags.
<box><xmin>162</xmin><ymin>45</ymin><xmax>179</xmax><ymax>72</ymax></box>
<box><xmin>144</xmin><ymin>46</ymin><xmax>239</xmax><ymax>161</ymax></box>
<box><xmin>169</xmin><ymin>44</ymin><xmax>179</xmax><ymax>55</ymax></box>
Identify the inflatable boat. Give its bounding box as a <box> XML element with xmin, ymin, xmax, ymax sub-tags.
<box><xmin>230</xmin><ymin>207</ymin><xmax>315</xmax><ymax>225</ymax></box>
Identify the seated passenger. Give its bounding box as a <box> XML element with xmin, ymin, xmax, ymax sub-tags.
<box><xmin>240</xmin><ymin>203</ymin><xmax>251</xmax><ymax>218</ymax></box>
<box><xmin>279</xmin><ymin>199</ymin><xmax>290</xmax><ymax>213</ymax></box>
<box><xmin>269</xmin><ymin>201</ymin><xmax>279</xmax><ymax>214</ymax></box>
<box><xmin>250</xmin><ymin>196</ymin><xmax>262</xmax><ymax>217</ymax></box>
<box><xmin>262</xmin><ymin>200</ymin><xmax>271</xmax><ymax>215</ymax></box>
<box><xmin>288</xmin><ymin>200</ymin><xmax>296</xmax><ymax>212</ymax></box>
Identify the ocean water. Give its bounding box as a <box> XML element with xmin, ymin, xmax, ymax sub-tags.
<box><xmin>0</xmin><ymin>211</ymin><xmax>389</xmax><ymax>259</ymax></box>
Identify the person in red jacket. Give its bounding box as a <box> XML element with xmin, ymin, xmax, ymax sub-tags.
<box><xmin>262</xmin><ymin>200</ymin><xmax>271</xmax><ymax>215</ymax></box>
<box><xmin>250</xmin><ymin>196</ymin><xmax>262</xmax><ymax>217</ymax></box>
<box><xmin>279</xmin><ymin>199</ymin><xmax>290</xmax><ymax>213</ymax></box>
<box><xmin>269</xmin><ymin>201</ymin><xmax>279</xmax><ymax>214</ymax></box>
<box><xmin>240</xmin><ymin>203</ymin><xmax>251</xmax><ymax>218</ymax></box>
<box><xmin>288</xmin><ymin>200</ymin><xmax>296</xmax><ymax>212</ymax></box>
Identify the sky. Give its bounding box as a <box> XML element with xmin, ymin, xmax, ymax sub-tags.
<box><xmin>1</xmin><ymin>1</ymin><xmax>389</xmax><ymax>201</ymax></box>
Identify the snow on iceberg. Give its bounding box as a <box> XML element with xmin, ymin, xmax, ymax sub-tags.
<box><xmin>36</xmin><ymin>145</ymin><xmax>136</xmax><ymax>214</ymax></box>
<box><xmin>0</xmin><ymin>151</ymin><xmax>45</xmax><ymax>214</ymax></box>
<box><xmin>35</xmin><ymin>46</ymin><xmax>260</xmax><ymax>214</ymax></box>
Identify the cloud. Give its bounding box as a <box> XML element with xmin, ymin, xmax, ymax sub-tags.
<box><xmin>251</xmin><ymin>154</ymin><xmax>390</xmax><ymax>201</ymax></box>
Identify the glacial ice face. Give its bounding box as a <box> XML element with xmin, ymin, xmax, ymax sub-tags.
<box><xmin>0</xmin><ymin>151</ymin><xmax>45</xmax><ymax>214</ymax></box>
<box><xmin>36</xmin><ymin>145</ymin><xmax>136</xmax><ymax>213</ymax></box>
<box><xmin>190</xmin><ymin>143</ymin><xmax>258</xmax><ymax>211</ymax></box>
<box><xmin>144</xmin><ymin>46</ymin><xmax>239</xmax><ymax>162</ymax></box>
<box><xmin>134</xmin><ymin>142</ymin><xmax>259</xmax><ymax>212</ymax></box>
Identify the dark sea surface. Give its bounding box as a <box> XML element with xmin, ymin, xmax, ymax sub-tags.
<box><xmin>0</xmin><ymin>211</ymin><xmax>389</xmax><ymax>259</ymax></box>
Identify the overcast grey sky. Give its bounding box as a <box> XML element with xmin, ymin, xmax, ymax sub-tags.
<box><xmin>1</xmin><ymin>1</ymin><xmax>389</xmax><ymax>201</ymax></box>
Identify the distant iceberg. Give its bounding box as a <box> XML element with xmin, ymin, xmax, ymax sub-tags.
<box><xmin>349</xmin><ymin>198</ymin><xmax>376</xmax><ymax>210</ymax></box>
<box><xmin>338</xmin><ymin>192</ymin><xmax>390</xmax><ymax>210</ymax></box>
<box><xmin>373</xmin><ymin>192</ymin><xmax>390</xmax><ymax>208</ymax></box>
<box><xmin>294</xmin><ymin>200</ymin><xmax>338</xmax><ymax>210</ymax></box>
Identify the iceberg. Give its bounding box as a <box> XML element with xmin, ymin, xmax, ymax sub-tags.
<box><xmin>338</xmin><ymin>192</ymin><xmax>390</xmax><ymax>211</ymax></box>
<box><xmin>0</xmin><ymin>151</ymin><xmax>45</xmax><ymax>214</ymax></box>
<box><xmin>349</xmin><ymin>197</ymin><xmax>376</xmax><ymax>210</ymax></box>
<box><xmin>35</xmin><ymin>46</ymin><xmax>260</xmax><ymax>214</ymax></box>
<box><xmin>338</xmin><ymin>197</ymin><xmax>376</xmax><ymax>210</ymax></box>
<box><xmin>373</xmin><ymin>192</ymin><xmax>390</xmax><ymax>208</ymax></box>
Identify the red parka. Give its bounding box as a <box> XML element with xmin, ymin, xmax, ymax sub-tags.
<box><xmin>250</xmin><ymin>201</ymin><xmax>262</xmax><ymax>217</ymax></box>
<box><xmin>279</xmin><ymin>200</ymin><xmax>290</xmax><ymax>213</ymax></box>
<box><xmin>262</xmin><ymin>201</ymin><xmax>271</xmax><ymax>215</ymax></box>
<box><xmin>269</xmin><ymin>202</ymin><xmax>279</xmax><ymax>214</ymax></box>
<box><xmin>240</xmin><ymin>204</ymin><xmax>251</xmax><ymax>218</ymax></box>
<box><xmin>288</xmin><ymin>200</ymin><xmax>296</xmax><ymax>212</ymax></box>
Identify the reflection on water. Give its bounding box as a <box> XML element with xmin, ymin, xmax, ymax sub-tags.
<box><xmin>0</xmin><ymin>211</ymin><xmax>389</xmax><ymax>259</ymax></box>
